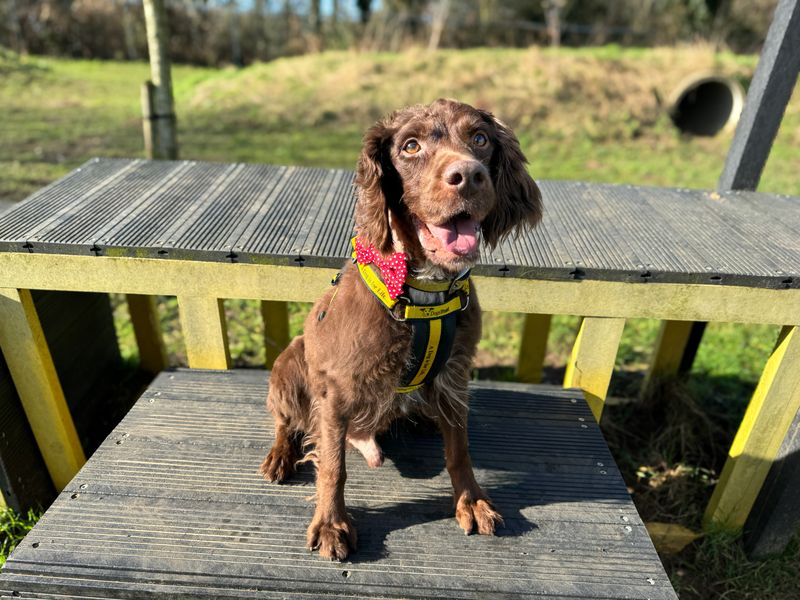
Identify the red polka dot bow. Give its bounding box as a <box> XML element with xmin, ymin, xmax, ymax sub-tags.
<box><xmin>354</xmin><ymin>237</ymin><xmax>408</xmax><ymax>299</ymax></box>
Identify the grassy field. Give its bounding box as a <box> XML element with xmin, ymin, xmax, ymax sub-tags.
<box><xmin>2</xmin><ymin>46</ymin><xmax>800</xmax><ymax>597</ymax></box>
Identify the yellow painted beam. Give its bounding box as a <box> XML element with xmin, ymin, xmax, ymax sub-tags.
<box><xmin>516</xmin><ymin>313</ymin><xmax>552</xmax><ymax>383</ymax></box>
<box><xmin>473</xmin><ymin>276</ymin><xmax>800</xmax><ymax>326</ymax></box>
<box><xmin>177</xmin><ymin>296</ymin><xmax>231</xmax><ymax>369</ymax></box>
<box><xmin>704</xmin><ymin>326</ymin><xmax>800</xmax><ymax>530</ymax></box>
<box><xmin>0</xmin><ymin>288</ymin><xmax>86</xmax><ymax>490</ymax></box>
<box><xmin>563</xmin><ymin>317</ymin><xmax>626</xmax><ymax>422</ymax></box>
<box><xmin>261</xmin><ymin>300</ymin><xmax>290</xmax><ymax>369</ymax></box>
<box><xmin>642</xmin><ymin>320</ymin><xmax>695</xmax><ymax>395</ymax></box>
<box><xmin>1</xmin><ymin>254</ymin><xmax>798</xmax><ymax>326</ymax></box>
<box><xmin>126</xmin><ymin>294</ymin><xmax>168</xmax><ymax>374</ymax></box>
<box><xmin>0</xmin><ymin>254</ymin><xmax>333</xmax><ymax>303</ymax></box>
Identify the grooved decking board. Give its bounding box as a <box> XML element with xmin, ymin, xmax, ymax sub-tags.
<box><xmin>0</xmin><ymin>370</ymin><xmax>676</xmax><ymax>599</ymax></box>
<box><xmin>1</xmin><ymin>158</ymin><xmax>798</xmax><ymax>288</ymax></box>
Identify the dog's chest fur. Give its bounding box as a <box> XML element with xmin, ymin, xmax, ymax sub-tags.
<box><xmin>303</xmin><ymin>262</ymin><xmax>467</xmax><ymax>433</ymax></box>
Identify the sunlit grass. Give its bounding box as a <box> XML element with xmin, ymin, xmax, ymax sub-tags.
<box><xmin>0</xmin><ymin>507</ymin><xmax>40</xmax><ymax>566</ymax></box>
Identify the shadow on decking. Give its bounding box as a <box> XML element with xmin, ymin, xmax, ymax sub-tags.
<box><xmin>341</xmin><ymin>413</ymin><xmax>617</xmax><ymax>563</ymax></box>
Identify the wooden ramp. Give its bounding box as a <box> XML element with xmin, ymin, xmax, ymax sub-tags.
<box><xmin>0</xmin><ymin>370</ymin><xmax>675</xmax><ymax>599</ymax></box>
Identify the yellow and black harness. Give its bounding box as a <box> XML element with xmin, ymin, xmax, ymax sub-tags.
<box><xmin>348</xmin><ymin>238</ymin><xmax>470</xmax><ymax>393</ymax></box>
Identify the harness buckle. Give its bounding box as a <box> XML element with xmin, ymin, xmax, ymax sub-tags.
<box><xmin>449</xmin><ymin>268</ymin><xmax>471</xmax><ymax>295</ymax></box>
<box><xmin>386</xmin><ymin>297</ymin><xmax>409</xmax><ymax>322</ymax></box>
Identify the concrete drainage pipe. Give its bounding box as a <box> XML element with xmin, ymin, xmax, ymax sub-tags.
<box><xmin>668</xmin><ymin>74</ymin><xmax>745</xmax><ymax>136</ymax></box>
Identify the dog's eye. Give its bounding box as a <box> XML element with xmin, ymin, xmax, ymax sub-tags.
<box><xmin>402</xmin><ymin>140</ymin><xmax>421</xmax><ymax>154</ymax></box>
<box><xmin>472</xmin><ymin>132</ymin><xmax>488</xmax><ymax>147</ymax></box>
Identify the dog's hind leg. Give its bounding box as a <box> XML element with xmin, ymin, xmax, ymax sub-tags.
<box><xmin>261</xmin><ymin>336</ymin><xmax>310</xmax><ymax>483</ymax></box>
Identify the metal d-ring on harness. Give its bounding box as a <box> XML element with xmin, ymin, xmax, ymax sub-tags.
<box><xmin>344</xmin><ymin>237</ymin><xmax>471</xmax><ymax>394</ymax></box>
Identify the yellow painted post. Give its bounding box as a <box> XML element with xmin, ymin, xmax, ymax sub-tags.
<box><xmin>704</xmin><ymin>325</ymin><xmax>800</xmax><ymax>530</ymax></box>
<box><xmin>177</xmin><ymin>296</ymin><xmax>231</xmax><ymax>369</ymax></box>
<box><xmin>516</xmin><ymin>313</ymin><xmax>552</xmax><ymax>383</ymax></box>
<box><xmin>0</xmin><ymin>288</ymin><xmax>86</xmax><ymax>490</ymax></box>
<box><xmin>563</xmin><ymin>316</ymin><xmax>625</xmax><ymax>422</ymax></box>
<box><xmin>642</xmin><ymin>320</ymin><xmax>695</xmax><ymax>395</ymax></box>
<box><xmin>261</xmin><ymin>300</ymin><xmax>290</xmax><ymax>369</ymax></box>
<box><xmin>126</xmin><ymin>294</ymin><xmax>168</xmax><ymax>374</ymax></box>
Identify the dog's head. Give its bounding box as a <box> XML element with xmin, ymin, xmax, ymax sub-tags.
<box><xmin>354</xmin><ymin>98</ymin><xmax>542</xmax><ymax>275</ymax></box>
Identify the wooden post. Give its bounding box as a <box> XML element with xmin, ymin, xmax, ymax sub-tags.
<box><xmin>744</xmin><ymin>405</ymin><xmax>800</xmax><ymax>557</ymax></box>
<box><xmin>177</xmin><ymin>296</ymin><xmax>231</xmax><ymax>369</ymax></box>
<box><xmin>127</xmin><ymin>294</ymin><xmax>168</xmax><ymax>374</ymax></box>
<box><xmin>516</xmin><ymin>313</ymin><xmax>551</xmax><ymax>383</ymax></box>
<box><xmin>563</xmin><ymin>317</ymin><xmax>625</xmax><ymax>422</ymax></box>
<box><xmin>142</xmin><ymin>0</ymin><xmax>178</xmax><ymax>160</ymax></box>
<box><xmin>718</xmin><ymin>0</ymin><xmax>800</xmax><ymax>192</ymax></box>
<box><xmin>0</xmin><ymin>288</ymin><xmax>85</xmax><ymax>490</ymax></box>
<box><xmin>651</xmin><ymin>0</ymin><xmax>800</xmax><ymax>378</ymax></box>
<box><xmin>641</xmin><ymin>320</ymin><xmax>695</xmax><ymax>395</ymax></box>
<box><xmin>0</xmin><ymin>351</ymin><xmax>56</xmax><ymax>512</ymax></box>
<box><xmin>140</xmin><ymin>81</ymin><xmax>156</xmax><ymax>160</ymax></box>
<box><xmin>261</xmin><ymin>300</ymin><xmax>290</xmax><ymax>369</ymax></box>
<box><xmin>704</xmin><ymin>326</ymin><xmax>800</xmax><ymax>532</ymax></box>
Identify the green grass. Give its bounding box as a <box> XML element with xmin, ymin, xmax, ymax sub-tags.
<box><xmin>3</xmin><ymin>46</ymin><xmax>800</xmax><ymax>596</ymax></box>
<box><xmin>671</xmin><ymin>530</ymin><xmax>800</xmax><ymax>598</ymax></box>
<box><xmin>3</xmin><ymin>46</ymin><xmax>800</xmax><ymax>203</ymax></box>
<box><xmin>0</xmin><ymin>507</ymin><xmax>40</xmax><ymax>566</ymax></box>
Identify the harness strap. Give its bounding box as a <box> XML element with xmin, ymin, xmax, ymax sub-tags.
<box><xmin>350</xmin><ymin>238</ymin><xmax>469</xmax><ymax>320</ymax></box>
<box><xmin>397</xmin><ymin>312</ymin><xmax>458</xmax><ymax>393</ymax></box>
<box><xmin>354</xmin><ymin>259</ymin><xmax>398</xmax><ymax>310</ymax></box>
<box><xmin>349</xmin><ymin>236</ymin><xmax>470</xmax><ymax>393</ymax></box>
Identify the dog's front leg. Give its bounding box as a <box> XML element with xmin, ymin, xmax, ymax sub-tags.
<box><xmin>438</xmin><ymin>410</ymin><xmax>503</xmax><ymax>536</ymax></box>
<box><xmin>306</xmin><ymin>400</ymin><xmax>357</xmax><ymax>560</ymax></box>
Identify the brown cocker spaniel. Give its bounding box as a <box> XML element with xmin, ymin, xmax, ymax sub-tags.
<box><xmin>260</xmin><ymin>98</ymin><xmax>542</xmax><ymax>560</ymax></box>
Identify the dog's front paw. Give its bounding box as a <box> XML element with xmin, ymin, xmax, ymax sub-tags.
<box><xmin>306</xmin><ymin>514</ymin><xmax>357</xmax><ymax>561</ymax></box>
<box><xmin>455</xmin><ymin>494</ymin><xmax>503</xmax><ymax>535</ymax></box>
<box><xmin>259</xmin><ymin>442</ymin><xmax>297</xmax><ymax>483</ymax></box>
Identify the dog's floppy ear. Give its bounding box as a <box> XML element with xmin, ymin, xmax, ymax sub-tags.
<box><xmin>479</xmin><ymin>111</ymin><xmax>542</xmax><ymax>248</ymax></box>
<box><xmin>354</xmin><ymin>119</ymin><xmax>398</xmax><ymax>255</ymax></box>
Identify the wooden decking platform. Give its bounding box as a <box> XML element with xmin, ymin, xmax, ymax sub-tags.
<box><xmin>0</xmin><ymin>370</ymin><xmax>676</xmax><ymax>599</ymax></box>
<box><xmin>0</xmin><ymin>157</ymin><xmax>799</xmax><ymax>288</ymax></box>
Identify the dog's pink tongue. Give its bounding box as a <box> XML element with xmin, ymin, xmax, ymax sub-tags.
<box><xmin>428</xmin><ymin>217</ymin><xmax>479</xmax><ymax>255</ymax></box>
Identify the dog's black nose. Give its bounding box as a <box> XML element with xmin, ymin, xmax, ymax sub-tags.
<box><xmin>444</xmin><ymin>160</ymin><xmax>489</xmax><ymax>194</ymax></box>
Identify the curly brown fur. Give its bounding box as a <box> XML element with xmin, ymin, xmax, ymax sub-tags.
<box><xmin>262</xmin><ymin>99</ymin><xmax>541</xmax><ymax>560</ymax></box>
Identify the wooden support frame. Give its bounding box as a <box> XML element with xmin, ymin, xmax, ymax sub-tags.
<box><xmin>1</xmin><ymin>255</ymin><xmax>799</xmax><ymax>325</ymax></box>
<box><xmin>563</xmin><ymin>317</ymin><xmax>625</xmax><ymax>422</ymax></box>
<box><xmin>261</xmin><ymin>300</ymin><xmax>290</xmax><ymax>369</ymax></box>
<box><xmin>717</xmin><ymin>0</ymin><xmax>800</xmax><ymax>192</ymax></box>
<box><xmin>658</xmin><ymin>0</ymin><xmax>800</xmax><ymax>378</ymax></box>
<box><xmin>642</xmin><ymin>320</ymin><xmax>695</xmax><ymax>395</ymax></box>
<box><xmin>744</xmin><ymin>404</ymin><xmax>800</xmax><ymax>558</ymax></box>
<box><xmin>126</xmin><ymin>294</ymin><xmax>168</xmax><ymax>374</ymax></box>
<box><xmin>0</xmin><ymin>288</ymin><xmax>85</xmax><ymax>490</ymax></box>
<box><xmin>0</xmin><ymin>349</ymin><xmax>57</xmax><ymax>511</ymax></box>
<box><xmin>0</xmin><ymin>253</ymin><xmax>799</xmax><ymax>535</ymax></box>
<box><xmin>704</xmin><ymin>326</ymin><xmax>800</xmax><ymax>530</ymax></box>
<box><xmin>516</xmin><ymin>313</ymin><xmax>551</xmax><ymax>383</ymax></box>
<box><xmin>177</xmin><ymin>296</ymin><xmax>231</xmax><ymax>369</ymax></box>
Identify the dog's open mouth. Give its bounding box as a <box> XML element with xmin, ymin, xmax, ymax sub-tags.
<box><xmin>415</xmin><ymin>212</ymin><xmax>480</xmax><ymax>257</ymax></box>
